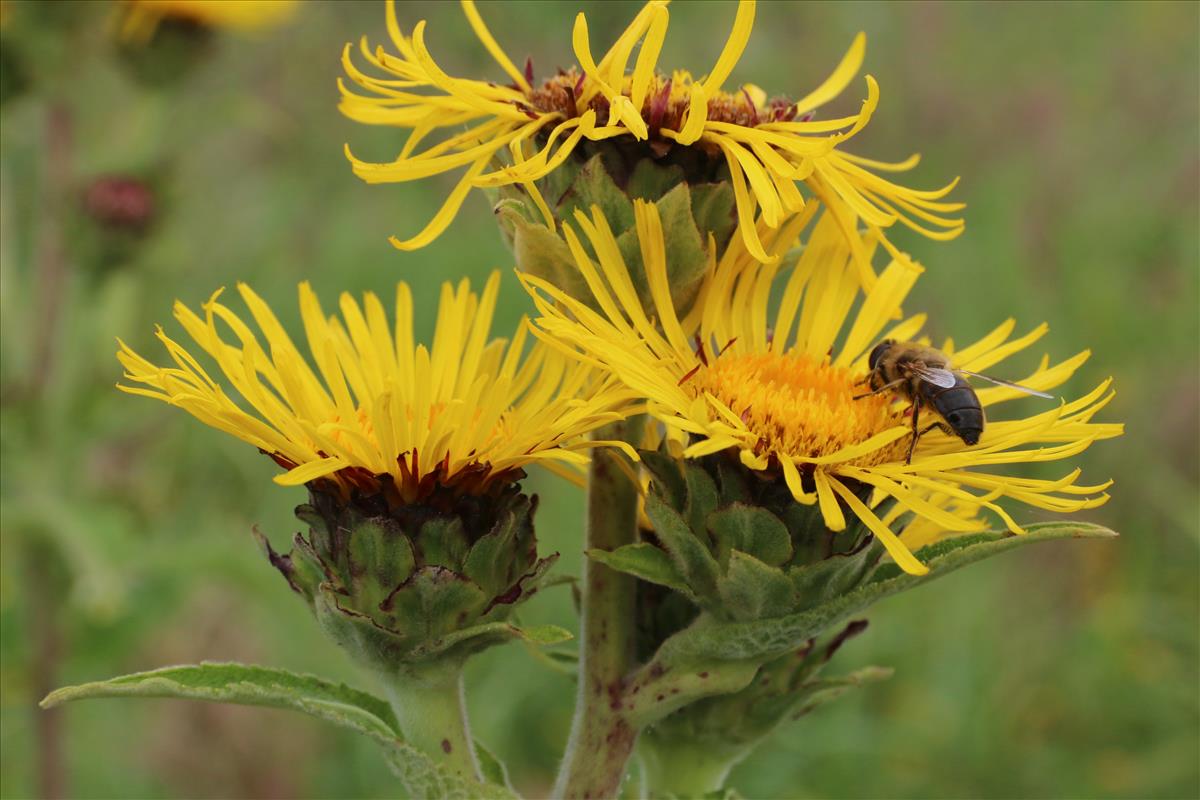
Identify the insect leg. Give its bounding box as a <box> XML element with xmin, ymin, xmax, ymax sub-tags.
<box><xmin>852</xmin><ymin>378</ymin><xmax>905</xmax><ymax>400</ymax></box>
<box><xmin>919</xmin><ymin>421</ymin><xmax>953</xmax><ymax>438</ymax></box>
<box><xmin>906</xmin><ymin>395</ymin><xmax>922</xmax><ymax>464</ymax></box>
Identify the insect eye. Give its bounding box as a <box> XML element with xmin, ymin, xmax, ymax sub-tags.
<box><xmin>946</xmin><ymin>412</ymin><xmax>961</xmax><ymax>425</ymax></box>
<box><xmin>867</xmin><ymin>341</ymin><xmax>891</xmax><ymax>371</ymax></box>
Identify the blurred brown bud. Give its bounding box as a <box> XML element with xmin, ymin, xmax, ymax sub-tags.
<box><xmin>82</xmin><ymin>176</ymin><xmax>155</xmax><ymax>233</ymax></box>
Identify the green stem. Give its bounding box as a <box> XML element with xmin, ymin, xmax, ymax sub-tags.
<box><xmin>382</xmin><ymin>661</ymin><xmax>481</xmax><ymax>782</ymax></box>
<box><xmin>639</xmin><ymin>736</ymin><xmax>747</xmax><ymax>799</ymax></box>
<box><xmin>553</xmin><ymin>419</ymin><xmax>642</xmax><ymax>799</ymax></box>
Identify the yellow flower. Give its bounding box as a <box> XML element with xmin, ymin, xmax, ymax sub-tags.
<box><xmin>117</xmin><ymin>272</ymin><xmax>637</xmax><ymax>501</ymax></box>
<box><xmin>522</xmin><ymin>201</ymin><xmax>1121</xmax><ymax>575</ymax></box>
<box><xmin>117</xmin><ymin>0</ymin><xmax>295</xmax><ymax>43</ymax></box>
<box><xmin>340</xmin><ymin>0</ymin><xmax>962</xmax><ymax>284</ymax></box>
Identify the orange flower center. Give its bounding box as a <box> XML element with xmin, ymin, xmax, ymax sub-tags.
<box><xmin>523</xmin><ymin>70</ymin><xmax>800</xmax><ymax>133</ymax></box>
<box><xmin>693</xmin><ymin>351</ymin><xmax>908</xmax><ymax>465</ymax></box>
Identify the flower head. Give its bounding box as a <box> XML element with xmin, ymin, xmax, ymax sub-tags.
<box><xmin>118</xmin><ymin>271</ymin><xmax>636</xmax><ymax>502</ymax></box>
<box><xmin>523</xmin><ymin>201</ymin><xmax>1121</xmax><ymax>575</ymax></box>
<box><xmin>340</xmin><ymin>0</ymin><xmax>962</xmax><ymax>283</ymax></box>
<box><xmin>117</xmin><ymin>0</ymin><xmax>295</xmax><ymax>43</ymax></box>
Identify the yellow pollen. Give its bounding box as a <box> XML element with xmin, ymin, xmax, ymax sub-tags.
<box><xmin>693</xmin><ymin>351</ymin><xmax>907</xmax><ymax>464</ymax></box>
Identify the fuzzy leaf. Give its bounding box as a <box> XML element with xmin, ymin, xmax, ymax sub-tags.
<box><xmin>689</xmin><ymin>182</ymin><xmax>737</xmax><ymax>250</ymax></box>
<box><xmin>641</xmin><ymin>449</ymin><xmax>688</xmax><ymax>509</ymax></box>
<box><xmin>587</xmin><ymin>543</ymin><xmax>695</xmax><ymax>600</ymax></box>
<box><xmin>660</xmin><ymin>523</ymin><xmax>1117</xmax><ymax>663</ymax></box>
<box><xmin>627</xmin><ymin>159</ymin><xmax>686</xmax><ymax>200</ymax></box>
<box><xmin>717</xmin><ymin>551</ymin><xmax>796</xmax><ymax>621</ymax></box>
<box><xmin>707</xmin><ymin>504</ymin><xmax>793</xmax><ymax>567</ymax></box>
<box><xmin>40</xmin><ymin>661</ymin><xmax>398</xmax><ymax>736</ymax></box>
<box><xmin>682</xmin><ymin>461</ymin><xmax>719</xmax><ymax>546</ymax></box>
<box><xmin>410</xmin><ymin>621</ymin><xmax>573</xmax><ymax>661</ymax></box>
<box><xmin>788</xmin><ymin>665</ymin><xmax>894</xmax><ymax>719</ymax></box>
<box><xmin>474</xmin><ymin>739</ymin><xmax>514</xmax><ymax>794</ymax></box>
<box><xmin>625</xmin><ymin>657</ymin><xmax>760</xmax><ymax>728</ymax></box>
<box><xmin>41</xmin><ymin>662</ymin><xmax>516</xmax><ymax>799</ymax></box>
<box><xmin>644</xmin><ymin>492</ymin><xmax>720</xmax><ymax>597</ymax></box>
<box><xmin>714</xmin><ymin>457</ymin><xmax>751</xmax><ymax>505</ymax></box>
<box><xmin>463</xmin><ymin>514</ymin><xmax>520</xmax><ymax>597</ymax></box>
<box><xmin>655</xmin><ymin>182</ymin><xmax>708</xmax><ymax>305</ymax></box>
<box><xmin>557</xmin><ymin>154</ymin><xmax>635</xmax><ymax>232</ymax></box>
<box><xmin>349</xmin><ymin>518</ymin><xmax>416</xmax><ymax>610</ymax></box>
<box><xmin>381</xmin><ymin>566</ymin><xmax>488</xmax><ymax>640</ymax></box>
<box><xmin>788</xmin><ymin>537</ymin><xmax>883</xmax><ymax>608</ymax></box>
<box><xmin>417</xmin><ymin>517</ymin><xmax>470</xmax><ymax>571</ymax></box>
<box><xmin>497</xmin><ymin>204</ymin><xmax>586</xmax><ymax>298</ymax></box>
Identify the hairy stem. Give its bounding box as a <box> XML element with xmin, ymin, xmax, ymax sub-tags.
<box><xmin>29</xmin><ymin>541</ymin><xmax>66</xmax><ymax>800</ymax></box>
<box><xmin>554</xmin><ymin>419</ymin><xmax>642</xmax><ymax>799</ymax></box>
<box><xmin>382</xmin><ymin>661</ymin><xmax>481</xmax><ymax>782</ymax></box>
<box><xmin>30</xmin><ymin>101</ymin><xmax>73</xmax><ymax>800</ymax></box>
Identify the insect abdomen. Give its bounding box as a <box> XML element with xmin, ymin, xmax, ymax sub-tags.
<box><xmin>927</xmin><ymin>382</ymin><xmax>985</xmax><ymax>445</ymax></box>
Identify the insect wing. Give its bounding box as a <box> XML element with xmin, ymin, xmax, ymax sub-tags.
<box><xmin>908</xmin><ymin>364</ymin><xmax>958</xmax><ymax>389</ymax></box>
<box><xmin>957</xmin><ymin>369</ymin><xmax>1054</xmax><ymax>398</ymax></box>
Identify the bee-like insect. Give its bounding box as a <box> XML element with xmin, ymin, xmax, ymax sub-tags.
<box><xmin>856</xmin><ymin>339</ymin><xmax>1054</xmax><ymax>464</ymax></box>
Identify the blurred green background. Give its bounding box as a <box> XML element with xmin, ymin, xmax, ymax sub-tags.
<box><xmin>1</xmin><ymin>1</ymin><xmax>1196</xmax><ymax>798</ymax></box>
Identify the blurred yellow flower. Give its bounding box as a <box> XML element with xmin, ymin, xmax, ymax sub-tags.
<box><xmin>523</xmin><ymin>202</ymin><xmax>1121</xmax><ymax>575</ymax></box>
<box><xmin>117</xmin><ymin>0</ymin><xmax>295</xmax><ymax>43</ymax></box>
<box><xmin>117</xmin><ymin>272</ymin><xmax>637</xmax><ymax>501</ymax></box>
<box><xmin>340</xmin><ymin>0</ymin><xmax>962</xmax><ymax>285</ymax></box>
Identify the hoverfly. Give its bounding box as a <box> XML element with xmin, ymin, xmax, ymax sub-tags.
<box><xmin>856</xmin><ymin>339</ymin><xmax>1053</xmax><ymax>463</ymax></box>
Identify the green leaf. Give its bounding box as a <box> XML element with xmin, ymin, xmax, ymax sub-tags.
<box><xmin>707</xmin><ymin>504</ymin><xmax>793</xmax><ymax>567</ymax></box>
<box><xmin>641</xmin><ymin>448</ymin><xmax>688</xmax><ymax>509</ymax></box>
<box><xmin>409</xmin><ymin>621</ymin><xmax>573</xmax><ymax>661</ymax></box>
<box><xmin>417</xmin><ymin>517</ymin><xmax>470</xmax><ymax>571</ymax></box>
<box><xmin>689</xmin><ymin>182</ymin><xmax>736</xmax><ymax>249</ymax></box>
<box><xmin>655</xmin><ymin>182</ymin><xmax>708</xmax><ymax>307</ymax></box>
<box><xmin>41</xmin><ymin>661</ymin><xmax>398</xmax><ymax>738</ymax></box>
<box><xmin>788</xmin><ymin>665</ymin><xmax>894</xmax><ymax>720</ymax></box>
<box><xmin>714</xmin><ymin>456</ymin><xmax>751</xmax><ymax>505</ymax></box>
<box><xmin>683</xmin><ymin>461</ymin><xmax>720</xmax><ymax>540</ymax></box>
<box><xmin>644</xmin><ymin>492</ymin><xmax>720</xmax><ymax>597</ymax></box>
<box><xmin>497</xmin><ymin>204</ymin><xmax>586</xmax><ymax>299</ymax></box>
<box><xmin>41</xmin><ymin>662</ymin><xmax>518</xmax><ymax>799</ymax></box>
<box><xmin>660</xmin><ymin>522</ymin><xmax>1117</xmax><ymax>663</ymax></box>
<box><xmin>348</xmin><ymin>518</ymin><xmax>416</xmax><ymax>610</ymax></box>
<box><xmin>474</xmin><ymin>739</ymin><xmax>515</xmax><ymax>793</ymax></box>
<box><xmin>557</xmin><ymin>154</ymin><xmax>635</xmax><ymax>233</ymax></box>
<box><xmin>787</xmin><ymin>537</ymin><xmax>882</xmax><ymax>608</ymax></box>
<box><xmin>625</xmin><ymin>657</ymin><xmax>761</xmax><ymax>728</ymax></box>
<box><xmin>716</xmin><ymin>551</ymin><xmax>795</xmax><ymax>621</ymax></box>
<box><xmin>380</xmin><ymin>566</ymin><xmax>489</xmax><ymax>640</ymax></box>
<box><xmin>522</xmin><ymin>643</ymin><xmax>580</xmax><ymax>676</ymax></box>
<box><xmin>586</xmin><ymin>543</ymin><xmax>695</xmax><ymax>600</ymax></box>
<box><xmin>627</xmin><ymin>159</ymin><xmax>686</xmax><ymax>200</ymax></box>
<box><xmin>463</xmin><ymin>513</ymin><xmax>520</xmax><ymax>597</ymax></box>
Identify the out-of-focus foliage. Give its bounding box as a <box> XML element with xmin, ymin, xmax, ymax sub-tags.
<box><xmin>0</xmin><ymin>1</ymin><xmax>1195</xmax><ymax>798</ymax></box>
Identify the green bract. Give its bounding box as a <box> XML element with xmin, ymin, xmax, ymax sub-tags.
<box><xmin>258</xmin><ymin>479</ymin><xmax>569</xmax><ymax>670</ymax></box>
<box><xmin>591</xmin><ymin>447</ymin><xmax>885</xmax><ymax>625</ymax></box>
<box><xmin>494</xmin><ymin>144</ymin><xmax>735</xmax><ymax>312</ymax></box>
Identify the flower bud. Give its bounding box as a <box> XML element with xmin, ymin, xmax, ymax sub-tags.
<box><xmin>259</xmin><ymin>474</ymin><xmax>557</xmax><ymax>672</ymax></box>
<box><xmin>630</xmin><ymin>446</ymin><xmax>885</xmax><ymax>624</ymax></box>
<box><xmin>494</xmin><ymin>145</ymin><xmax>735</xmax><ymax>315</ymax></box>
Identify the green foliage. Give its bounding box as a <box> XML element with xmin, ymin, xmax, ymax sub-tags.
<box><xmin>495</xmin><ymin>149</ymin><xmax>730</xmax><ymax>315</ymax></box>
<box><xmin>267</xmin><ymin>482</ymin><xmax>564</xmax><ymax>670</ymax></box>
<box><xmin>621</xmin><ymin>522</ymin><xmax>1115</xmax><ymax>733</ymax></box>
<box><xmin>606</xmin><ymin>450</ymin><xmax>883</xmax><ymax>623</ymax></box>
<box><xmin>41</xmin><ymin>662</ymin><xmax>517</xmax><ymax>800</ymax></box>
<box><xmin>0</xmin><ymin>1</ymin><xmax>1194</xmax><ymax>798</ymax></box>
<box><xmin>661</xmin><ymin>522</ymin><xmax>1117</xmax><ymax>663</ymax></box>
